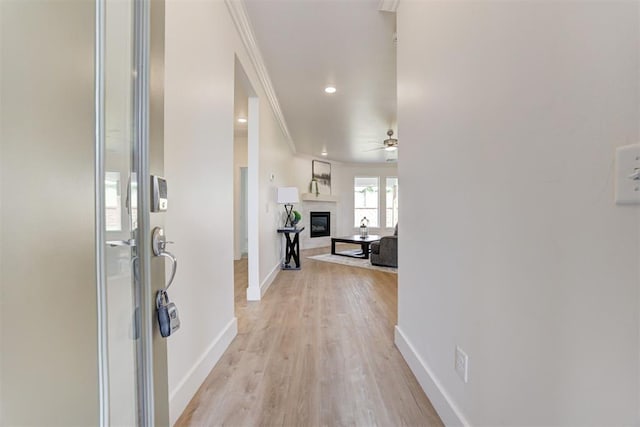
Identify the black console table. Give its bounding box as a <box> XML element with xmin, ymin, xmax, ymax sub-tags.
<box><xmin>277</xmin><ymin>226</ymin><xmax>305</xmax><ymax>270</ymax></box>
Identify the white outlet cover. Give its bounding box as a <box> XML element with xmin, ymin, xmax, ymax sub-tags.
<box><xmin>615</xmin><ymin>144</ymin><xmax>640</xmax><ymax>205</ymax></box>
<box><xmin>455</xmin><ymin>346</ymin><xmax>469</xmax><ymax>383</ymax></box>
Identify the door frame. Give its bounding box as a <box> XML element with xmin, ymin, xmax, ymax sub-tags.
<box><xmin>95</xmin><ymin>0</ymin><xmax>155</xmax><ymax>425</ymax></box>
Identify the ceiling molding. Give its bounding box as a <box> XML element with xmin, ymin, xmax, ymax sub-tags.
<box><xmin>225</xmin><ymin>0</ymin><xmax>296</xmax><ymax>154</ymax></box>
<box><xmin>378</xmin><ymin>0</ymin><xmax>399</xmax><ymax>13</ymax></box>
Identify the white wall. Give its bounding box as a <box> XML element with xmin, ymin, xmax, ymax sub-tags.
<box><xmin>396</xmin><ymin>2</ymin><xmax>640</xmax><ymax>425</ymax></box>
<box><xmin>0</xmin><ymin>1</ymin><xmax>99</xmax><ymax>424</ymax></box>
<box><xmin>164</xmin><ymin>0</ymin><xmax>294</xmax><ymax>423</ymax></box>
<box><xmin>256</xmin><ymin>97</ymin><xmax>295</xmax><ymax>294</ymax></box>
<box><xmin>164</xmin><ymin>2</ymin><xmax>236</xmax><ymax>422</ymax></box>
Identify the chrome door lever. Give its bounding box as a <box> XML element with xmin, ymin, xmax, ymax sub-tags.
<box><xmin>151</xmin><ymin>227</ymin><xmax>178</xmax><ymax>290</ymax></box>
<box><xmin>159</xmin><ymin>251</ymin><xmax>177</xmax><ymax>290</ymax></box>
<box><xmin>106</xmin><ymin>238</ymin><xmax>136</xmax><ymax>247</ymax></box>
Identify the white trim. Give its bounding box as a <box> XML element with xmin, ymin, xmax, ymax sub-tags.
<box><xmin>94</xmin><ymin>0</ymin><xmax>109</xmax><ymax>424</ymax></box>
<box><xmin>260</xmin><ymin>261</ymin><xmax>281</xmax><ymax>296</ymax></box>
<box><xmin>247</xmin><ymin>261</ymin><xmax>281</xmax><ymax>301</ymax></box>
<box><xmin>378</xmin><ymin>0</ymin><xmax>399</xmax><ymax>13</ymax></box>
<box><xmin>225</xmin><ymin>0</ymin><xmax>296</xmax><ymax>154</ymax></box>
<box><xmin>169</xmin><ymin>317</ymin><xmax>238</xmax><ymax>426</ymax></box>
<box><xmin>246</xmin><ymin>285</ymin><xmax>261</xmax><ymax>301</ymax></box>
<box><xmin>247</xmin><ymin>96</ymin><xmax>260</xmax><ymax>300</ymax></box>
<box><xmin>394</xmin><ymin>326</ymin><xmax>470</xmax><ymax>427</ymax></box>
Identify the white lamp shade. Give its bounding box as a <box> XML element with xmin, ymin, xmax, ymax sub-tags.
<box><xmin>277</xmin><ymin>187</ymin><xmax>299</xmax><ymax>204</ymax></box>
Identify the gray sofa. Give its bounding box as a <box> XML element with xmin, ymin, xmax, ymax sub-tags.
<box><xmin>370</xmin><ymin>224</ymin><xmax>398</xmax><ymax>268</ymax></box>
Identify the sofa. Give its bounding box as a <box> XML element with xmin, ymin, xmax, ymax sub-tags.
<box><xmin>370</xmin><ymin>224</ymin><xmax>397</xmax><ymax>268</ymax></box>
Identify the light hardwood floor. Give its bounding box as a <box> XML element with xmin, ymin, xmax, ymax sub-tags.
<box><xmin>176</xmin><ymin>248</ymin><xmax>443</xmax><ymax>426</ymax></box>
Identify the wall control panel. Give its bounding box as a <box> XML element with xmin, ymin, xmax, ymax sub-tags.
<box><xmin>151</xmin><ymin>175</ymin><xmax>168</xmax><ymax>212</ymax></box>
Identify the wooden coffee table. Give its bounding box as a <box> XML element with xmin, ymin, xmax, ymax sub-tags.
<box><xmin>331</xmin><ymin>235</ymin><xmax>381</xmax><ymax>259</ymax></box>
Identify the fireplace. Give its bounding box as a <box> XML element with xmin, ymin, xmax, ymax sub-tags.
<box><xmin>310</xmin><ymin>211</ymin><xmax>330</xmax><ymax>238</ymax></box>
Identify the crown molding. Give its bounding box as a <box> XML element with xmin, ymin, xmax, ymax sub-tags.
<box><xmin>225</xmin><ymin>0</ymin><xmax>296</xmax><ymax>154</ymax></box>
<box><xmin>378</xmin><ymin>0</ymin><xmax>399</xmax><ymax>13</ymax></box>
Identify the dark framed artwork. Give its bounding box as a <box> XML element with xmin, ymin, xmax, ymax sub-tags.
<box><xmin>312</xmin><ymin>160</ymin><xmax>331</xmax><ymax>195</ymax></box>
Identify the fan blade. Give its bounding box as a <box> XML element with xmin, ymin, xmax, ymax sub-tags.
<box><xmin>364</xmin><ymin>146</ymin><xmax>387</xmax><ymax>152</ymax></box>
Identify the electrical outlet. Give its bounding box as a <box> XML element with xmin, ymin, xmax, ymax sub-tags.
<box><xmin>455</xmin><ymin>346</ymin><xmax>469</xmax><ymax>383</ymax></box>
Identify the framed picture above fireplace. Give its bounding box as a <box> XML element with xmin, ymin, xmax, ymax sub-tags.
<box><xmin>312</xmin><ymin>160</ymin><xmax>331</xmax><ymax>195</ymax></box>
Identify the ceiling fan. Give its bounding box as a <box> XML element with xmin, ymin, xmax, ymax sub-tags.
<box><xmin>367</xmin><ymin>129</ymin><xmax>398</xmax><ymax>152</ymax></box>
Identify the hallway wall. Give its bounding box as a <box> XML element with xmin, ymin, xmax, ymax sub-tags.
<box><xmin>164</xmin><ymin>0</ymin><xmax>295</xmax><ymax>423</ymax></box>
<box><xmin>0</xmin><ymin>1</ymin><xmax>98</xmax><ymax>424</ymax></box>
<box><xmin>396</xmin><ymin>2</ymin><xmax>640</xmax><ymax>425</ymax></box>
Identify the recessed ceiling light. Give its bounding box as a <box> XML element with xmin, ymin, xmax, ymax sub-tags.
<box><xmin>237</xmin><ymin>118</ymin><xmax>247</xmax><ymax>123</ymax></box>
<box><xmin>324</xmin><ymin>86</ymin><xmax>337</xmax><ymax>94</ymax></box>
<box><xmin>321</xmin><ymin>151</ymin><xmax>328</xmax><ymax>156</ymax></box>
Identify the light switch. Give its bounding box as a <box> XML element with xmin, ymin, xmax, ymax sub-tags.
<box><xmin>615</xmin><ymin>144</ymin><xmax>640</xmax><ymax>205</ymax></box>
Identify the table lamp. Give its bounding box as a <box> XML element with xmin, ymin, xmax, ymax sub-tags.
<box><xmin>277</xmin><ymin>187</ymin><xmax>299</xmax><ymax>228</ymax></box>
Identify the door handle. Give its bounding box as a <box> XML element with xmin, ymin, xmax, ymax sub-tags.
<box><xmin>106</xmin><ymin>238</ymin><xmax>136</xmax><ymax>247</ymax></box>
<box><xmin>159</xmin><ymin>251</ymin><xmax>178</xmax><ymax>290</ymax></box>
<box><xmin>151</xmin><ymin>227</ymin><xmax>178</xmax><ymax>290</ymax></box>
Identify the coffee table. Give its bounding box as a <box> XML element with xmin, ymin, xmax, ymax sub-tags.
<box><xmin>331</xmin><ymin>235</ymin><xmax>381</xmax><ymax>259</ymax></box>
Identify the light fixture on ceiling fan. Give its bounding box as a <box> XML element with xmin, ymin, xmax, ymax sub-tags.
<box><xmin>383</xmin><ymin>129</ymin><xmax>398</xmax><ymax>151</ymax></box>
<box><xmin>366</xmin><ymin>129</ymin><xmax>398</xmax><ymax>152</ymax></box>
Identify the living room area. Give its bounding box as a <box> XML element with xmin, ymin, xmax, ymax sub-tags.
<box><xmin>234</xmin><ymin>155</ymin><xmax>399</xmax><ymax>273</ymax></box>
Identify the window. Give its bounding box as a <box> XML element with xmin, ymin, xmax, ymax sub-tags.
<box><xmin>105</xmin><ymin>172</ymin><xmax>122</xmax><ymax>231</ymax></box>
<box><xmin>354</xmin><ymin>177</ymin><xmax>379</xmax><ymax>227</ymax></box>
<box><xmin>386</xmin><ymin>177</ymin><xmax>398</xmax><ymax>228</ymax></box>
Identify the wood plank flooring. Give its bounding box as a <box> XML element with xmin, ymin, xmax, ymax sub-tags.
<box><xmin>176</xmin><ymin>248</ymin><xmax>443</xmax><ymax>426</ymax></box>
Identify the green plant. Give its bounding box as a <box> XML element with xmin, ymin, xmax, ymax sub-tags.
<box><xmin>292</xmin><ymin>210</ymin><xmax>302</xmax><ymax>224</ymax></box>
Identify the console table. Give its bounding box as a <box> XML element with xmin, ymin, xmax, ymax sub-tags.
<box><xmin>331</xmin><ymin>235</ymin><xmax>381</xmax><ymax>259</ymax></box>
<box><xmin>277</xmin><ymin>226</ymin><xmax>305</xmax><ymax>270</ymax></box>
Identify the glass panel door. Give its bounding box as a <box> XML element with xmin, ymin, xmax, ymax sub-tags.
<box><xmin>104</xmin><ymin>0</ymin><xmax>137</xmax><ymax>424</ymax></box>
<box><xmin>98</xmin><ymin>0</ymin><xmax>149</xmax><ymax>424</ymax></box>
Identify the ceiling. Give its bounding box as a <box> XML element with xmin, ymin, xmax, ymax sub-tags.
<box><xmin>244</xmin><ymin>0</ymin><xmax>397</xmax><ymax>163</ymax></box>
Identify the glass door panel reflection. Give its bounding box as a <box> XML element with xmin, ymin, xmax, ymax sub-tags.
<box><xmin>104</xmin><ymin>0</ymin><xmax>138</xmax><ymax>424</ymax></box>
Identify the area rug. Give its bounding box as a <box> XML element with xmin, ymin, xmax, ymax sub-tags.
<box><xmin>307</xmin><ymin>253</ymin><xmax>397</xmax><ymax>274</ymax></box>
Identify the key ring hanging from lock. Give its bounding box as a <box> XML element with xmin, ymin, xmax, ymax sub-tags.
<box><xmin>152</xmin><ymin>227</ymin><xmax>178</xmax><ymax>291</ymax></box>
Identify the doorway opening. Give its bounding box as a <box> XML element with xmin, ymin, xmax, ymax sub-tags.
<box><xmin>233</xmin><ymin>57</ymin><xmax>260</xmax><ymax>309</ymax></box>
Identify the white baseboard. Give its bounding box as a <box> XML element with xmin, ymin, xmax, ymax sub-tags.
<box><xmin>169</xmin><ymin>317</ymin><xmax>238</xmax><ymax>426</ymax></box>
<box><xmin>394</xmin><ymin>325</ymin><xmax>470</xmax><ymax>427</ymax></box>
<box><xmin>246</xmin><ymin>286</ymin><xmax>261</xmax><ymax>301</ymax></box>
<box><xmin>260</xmin><ymin>261</ymin><xmax>281</xmax><ymax>296</ymax></box>
<box><xmin>247</xmin><ymin>260</ymin><xmax>281</xmax><ymax>301</ymax></box>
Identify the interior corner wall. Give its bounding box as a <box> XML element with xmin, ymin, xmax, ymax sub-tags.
<box><xmin>397</xmin><ymin>2</ymin><xmax>640</xmax><ymax>425</ymax></box>
<box><xmin>0</xmin><ymin>1</ymin><xmax>99</xmax><ymax>425</ymax></box>
<box><xmin>164</xmin><ymin>0</ymin><xmax>294</xmax><ymax>422</ymax></box>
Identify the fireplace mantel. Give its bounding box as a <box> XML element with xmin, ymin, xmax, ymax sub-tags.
<box><xmin>301</xmin><ymin>193</ymin><xmax>339</xmax><ymax>203</ymax></box>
